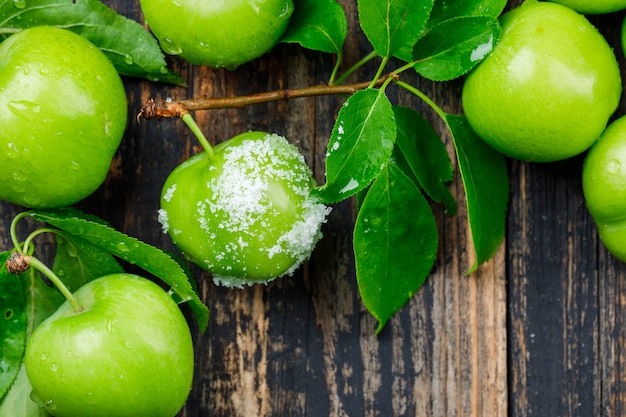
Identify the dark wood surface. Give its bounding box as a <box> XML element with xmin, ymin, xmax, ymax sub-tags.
<box><xmin>3</xmin><ymin>1</ymin><xmax>626</xmax><ymax>416</ymax></box>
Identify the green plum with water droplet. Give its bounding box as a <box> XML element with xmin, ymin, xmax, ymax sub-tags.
<box><xmin>24</xmin><ymin>273</ymin><xmax>194</xmax><ymax>417</ymax></box>
<box><xmin>0</xmin><ymin>26</ymin><xmax>127</xmax><ymax>208</ymax></box>
<box><xmin>583</xmin><ymin>115</ymin><xmax>626</xmax><ymax>262</ymax></box>
<box><xmin>158</xmin><ymin>131</ymin><xmax>331</xmax><ymax>287</ymax></box>
<box><xmin>139</xmin><ymin>0</ymin><xmax>294</xmax><ymax>69</ymax></box>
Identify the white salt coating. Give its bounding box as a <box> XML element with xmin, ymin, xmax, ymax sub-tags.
<box><xmin>157</xmin><ymin>208</ymin><xmax>169</xmax><ymax>233</ymax></box>
<box><xmin>207</xmin><ymin>133</ymin><xmax>331</xmax><ymax>288</ymax></box>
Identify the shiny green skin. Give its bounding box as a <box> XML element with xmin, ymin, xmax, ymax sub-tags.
<box><xmin>140</xmin><ymin>0</ymin><xmax>293</xmax><ymax>69</ymax></box>
<box><xmin>549</xmin><ymin>0</ymin><xmax>626</xmax><ymax>14</ymax></box>
<box><xmin>159</xmin><ymin>132</ymin><xmax>326</xmax><ymax>285</ymax></box>
<box><xmin>583</xmin><ymin>116</ymin><xmax>626</xmax><ymax>262</ymax></box>
<box><xmin>0</xmin><ymin>26</ymin><xmax>127</xmax><ymax>208</ymax></box>
<box><xmin>462</xmin><ymin>1</ymin><xmax>621</xmax><ymax>162</ymax></box>
<box><xmin>25</xmin><ymin>274</ymin><xmax>194</xmax><ymax>417</ymax></box>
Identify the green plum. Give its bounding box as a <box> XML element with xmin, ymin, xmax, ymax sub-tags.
<box><xmin>549</xmin><ymin>0</ymin><xmax>626</xmax><ymax>14</ymax></box>
<box><xmin>24</xmin><ymin>274</ymin><xmax>194</xmax><ymax>417</ymax></box>
<box><xmin>158</xmin><ymin>131</ymin><xmax>331</xmax><ymax>287</ymax></box>
<box><xmin>462</xmin><ymin>1</ymin><xmax>621</xmax><ymax>162</ymax></box>
<box><xmin>139</xmin><ymin>0</ymin><xmax>294</xmax><ymax>69</ymax></box>
<box><xmin>0</xmin><ymin>26</ymin><xmax>128</xmax><ymax>208</ymax></box>
<box><xmin>583</xmin><ymin>115</ymin><xmax>626</xmax><ymax>262</ymax></box>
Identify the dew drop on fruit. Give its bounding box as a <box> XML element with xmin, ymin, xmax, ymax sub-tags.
<box><xmin>50</xmin><ymin>363</ymin><xmax>58</xmax><ymax>372</ymax></box>
<box><xmin>160</xmin><ymin>38</ymin><xmax>182</xmax><ymax>55</ymax></box>
<box><xmin>607</xmin><ymin>159</ymin><xmax>622</xmax><ymax>174</ymax></box>
<box><xmin>8</xmin><ymin>100</ymin><xmax>41</xmax><ymax>120</ymax></box>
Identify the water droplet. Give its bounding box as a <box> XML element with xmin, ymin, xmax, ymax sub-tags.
<box><xmin>8</xmin><ymin>100</ymin><xmax>41</xmax><ymax>120</ymax></box>
<box><xmin>116</xmin><ymin>242</ymin><xmax>130</xmax><ymax>253</ymax></box>
<box><xmin>106</xmin><ymin>319</ymin><xmax>117</xmax><ymax>334</ymax></box>
<box><xmin>40</xmin><ymin>353</ymin><xmax>48</xmax><ymax>361</ymax></box>
<box><xmin>13</xmin><ymin>0</ymin><xmax>26</xmax><ymax>9</ymax></box>
<box><xmin>160</xmin><ymin>38</ymin><xmax>182</xmax><ymax>55</ymax></box>
<box><xmin>50</xmin><ymin>363</ymin><xmax>58</xmax><ymax>372</ymax></box>
<box><xmin>70</xmin><ymin>161</ymin><xmax>80</xmax><ymax>171</ymax></box>
<box><xmin>124</xmin><ymin>54</ymin><xmax>134</xmax><ymax>65</ymax></box>
<box><xmin>607</xmin><ymin>159</ymin><xmax>621</xmax><ymax>174</ymax></box>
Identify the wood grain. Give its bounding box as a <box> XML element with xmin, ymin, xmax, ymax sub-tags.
<box><xmin>4</xmin><ymin>1</ymin><xmax>626</xmax><ymax>416</ymax></box>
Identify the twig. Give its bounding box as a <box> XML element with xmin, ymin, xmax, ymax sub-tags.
<box><xmin>138</xmin><ymin>73</ymin><xmax>398</xmax><ymax>121</ymax></box>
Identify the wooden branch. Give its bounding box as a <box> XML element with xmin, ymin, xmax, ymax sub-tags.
<box><xmin>137</xmin><ymin>73</ymin><xmax>398</xmax><ymax>121</ymax></box>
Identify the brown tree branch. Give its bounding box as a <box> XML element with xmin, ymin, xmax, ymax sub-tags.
<box><xmin>138</xmin><ymin>73</ymin><xmax>398</xmax><ymax>121</ymax></box>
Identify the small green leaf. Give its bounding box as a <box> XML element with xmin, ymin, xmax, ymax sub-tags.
<box><xmin>0</xmin><ymin>364</ymin><xmax>50</xmax><ymax>417</ymax></box>
<box><xmin>358</xmin><ymin>0</ymin><xmax>434</xmax><ymax>58</ymax></box>
<box><xmin>28</xmin><ymin>208</ymin><xmax>209</xmax><ymax>332</ymax></box>
<box><xmin>51</xmin><ymin>231</ymin><xmax>125</xmax><ymax>294</ymax></box>
<box><xmin>393</xmin><ymin>106</ymin><xmax>456</xmax><ymax>214</ymax></box>
<box><xmin>314</xmin><ymin>88</ymin><xmax>396</xmax><ymax>203</ymax></box>
<box><xmin>281</xmin><ymin>0</ymin><xmax>347</xmax><ymax>55</ymax></box>
<box><xmin>0</xmin><ymin>253</ymin><xmax>27</xmax><ymax>403</ymax></box>
<box><xmin>446</xmin><ymin>114</ymin><xmax>508</xmax><ymax>272</ymax></box>
<box><xmin>0</xmin><ymin>0</ymin><xmax>183</xmax><ymax>84</ymax></box>
<box><xmin>412</xmin><ymin>16</ymin><xmax>501</xmax><ymax>81</ymax></box>
<box><xmin>426</xmin><ymin>0</ymin><xmax>507</xmax><ymax>28</ymax></box>
<box><xmin>354</xmin><ymin>162</ymin><xmax>438</xmax><ymax>333</ymax></box>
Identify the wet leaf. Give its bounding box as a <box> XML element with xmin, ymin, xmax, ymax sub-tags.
<box><xmin>446</xmin><ymin>114</ymin><xmax>508</xmax><ymax>272</ymax></box>
<box><xmin>358</xmin><ymin>0</ymin><xmax>433</xmax><ymax>58</ymax></box>
<box><xmin>0</xmin><ymin>0</ymin><xmax>182</xmax><ymax>84</ymax></box>
<box><xmin>0</xmin><ymin>252</ymin><xmax>27</xmax><ymax>403</ymax></box>
<box><xmin>412</xmin><ymin>15</ymin><xmax>501</xmax><ymax>81</ymax></box>
<box><xmin>354</xmin><ymin>162</ymin><xmax>438</xmax><ymax>333</ymax></box>
<box><xmin>281</xmin><ymin>0</ymin><xmax>347</xmax><ymax>55</ymax></box>
<box><xmin>393</xmin><ymin>106</ymin><xmax>456</xmax><ymax>214</ymax></box>
<box><xmin>28</xmin><ymin>208</ymin><xmax>209</xmax><ymax>332</ymax></box>
<box><xmin>314</xmin><ymin>88</ymin><xmax>396</xmax><ymax>203</ymax></box>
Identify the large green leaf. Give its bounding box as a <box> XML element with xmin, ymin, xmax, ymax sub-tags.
<box><xmin>393</xmin><ymin>106</ymin><xmax>456</xmax><ymax>214</ymax></box>
<box><xmin>0</xmin><ymin>252</ymin><xmax>27</xmax><ymax>403</ymax></box>
<box><xmin>412</xmin><ymin>15</ymin><xmax>501</xmax><ymax>81</ymax></box>
<box><xmin>314</xmin><ymin>88</ymin><xmax>396</xmax><ymax>203</ymax></box>
<box><xmin>446</xmin><ymin>115</ymin><xmax>508</xmax><ymax>272</ymax></box>
<box><xmin>358</xmin><ymin>0</ymin><xmax>433</xmax><ymax>58</ymax></box>
<box><xmin>28</xmin><ymin>208</ymin><xmax>209</xmax><ymax>332</ymax></box>
<box><xmin>354</xmin><ymin>162</ymin><xmax>438</xmax><ymax>333</ymax></box>
<box><xmin>281</xmin><ymin>0</ymin><xmax>347</xmax><ymax>55</ymax></box>
<box><xmin>426</xmin><ymin>0</ymin><xmax>507</xmax><ymax>28</ymax></box>
<box><xmin>0</xmin><ymin>0</ymin><xmax>182</xmax><ymax>84</ymax></box>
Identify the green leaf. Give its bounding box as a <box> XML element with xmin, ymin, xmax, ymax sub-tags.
<box><xmin>0</xmin><ymin>0</ymin><xmax>183</xmax><ymax>84</ymax></box>
<box><xmin>426</xmin><ymin>0</ymin><xmax>507</xmax><ymax>28</ymax></box>
<box><xmin>446</xmin><ymin>114</ymin><xmax>508</xmax><ymax>272</ymax></box>
<box><xmin>0</xmin><ymin>364</ymin><xmax>50</xmax><ymax>417</ymax></box>
<box><xmin>412</xmin><ymin>16</ymin><xmax>501</xmax><ymax>81</ymax></box>
<box><xmin>51</xmin><ymin>231</ymin><xmax>125</xmax><ymax>294</ymax></box>
<box><xmin>314</xmin><ymin>88</ymin><xmax>396</xmax><ymax>203</ymax></box>
<box><xmin>354</xmin><ymin>162</ymin><xmax>438</xmax><ymax>333</ymax></box>
<box><xmin>0</xmin><ymin>253</ymin><xmax>27</xmax><ymax>403</ymax></box>
<box><xmin>28</xmin><ymin>208</ymin><xmax>209</xmax><ymax>332</ymax></box>
<box><xmin>358</xmin><ymin>0</ymin><xmax>434</xmax><ymax>58</ymax></box>
<box><xmin>281</xmin><ymin>0</ymin><xmax>347</xmax><ymax>55</ymax></box>
<box><xmin>393</xmin><ymin>106</ymin><xmax>456</xmax><ymax>214</ymax></box>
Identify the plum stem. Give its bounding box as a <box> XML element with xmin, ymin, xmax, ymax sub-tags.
<box><xmin>8</xmin><ymin>253</ymin><xmax>83</xmax><ymax>313</ymax></box>
<box><xmin>181</xmin><ymin>113</ymin><xmax>215</xmax><ymax>158</ymax></box>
